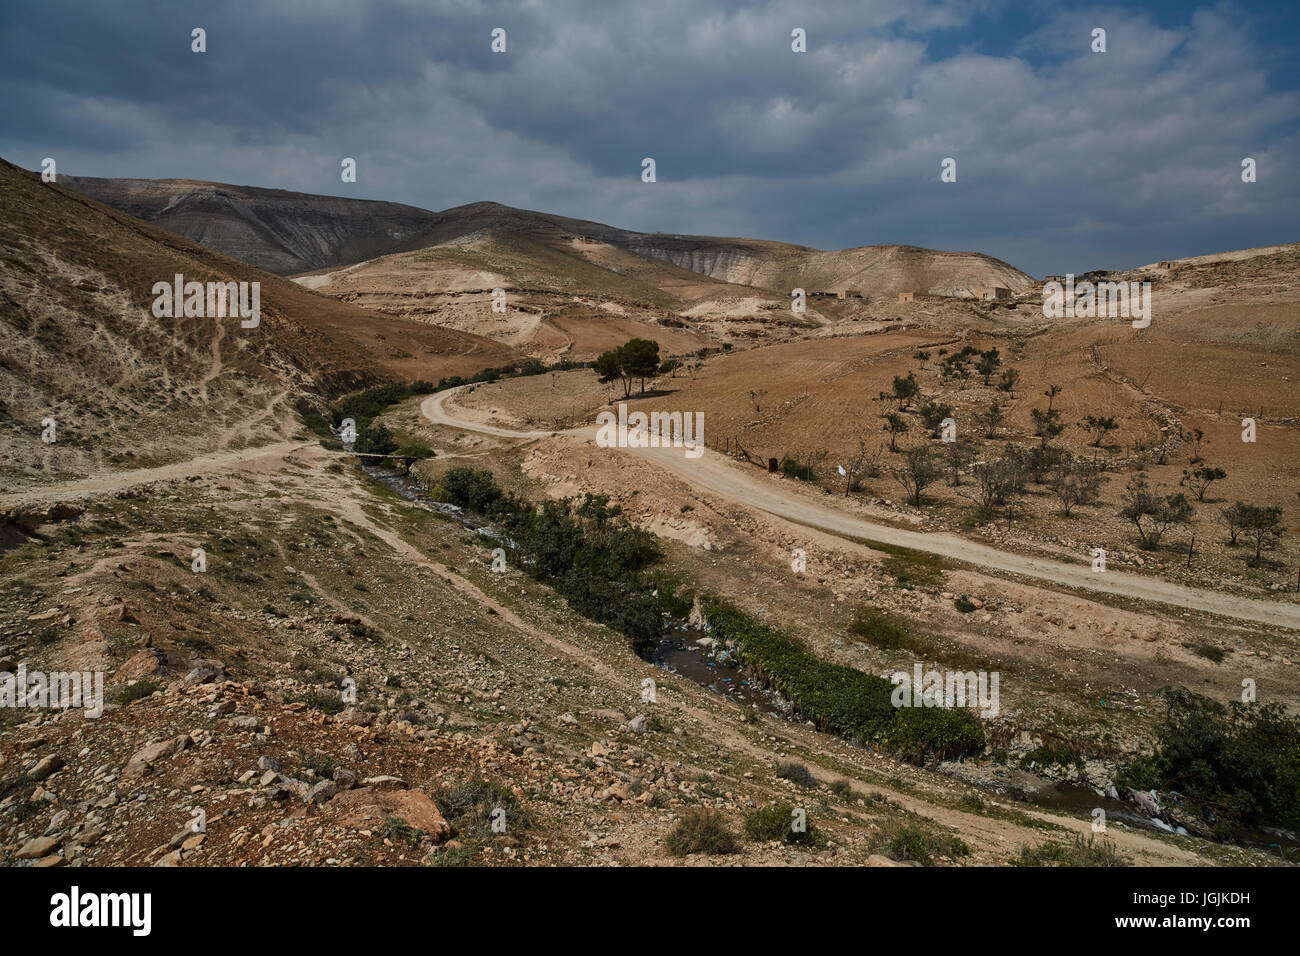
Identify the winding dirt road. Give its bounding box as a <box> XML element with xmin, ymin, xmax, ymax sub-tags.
<box><xmin>422</xmin><ymin>387</ymin><xmax>1300</xmax><ymax>632</ymax></box>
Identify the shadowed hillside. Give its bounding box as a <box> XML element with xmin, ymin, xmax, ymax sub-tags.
<box><xmin>0</xmin><ymin>160</ymin><xmax>520</xmax><ymax>488</ymax></box>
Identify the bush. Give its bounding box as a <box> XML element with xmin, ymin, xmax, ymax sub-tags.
<box><xmin>665</xmin><ymin>809</ymin><xmax>740</xmax><ymax>856</ymax></box>
<box><xmin>780</xmin><ymin>456</ymin><xmax>816</xmax><ymax>481</ymax></box>
<box><xmin>775</xmin><ymin>762</ymin><xmax>818</xmax><ymax>788</ymax></box>
<box><xmin>887</xmin><ymin>706</ymin><xmax>986</xmax><ymax>763</ymax></box>
<box><xmin>878</xmin><ymin>547</ymin><xmax>947</xmax><ymax>589</ymax></box>
<box><xmin>1119</xmin><ymin>687</ymin><xmax>1300</xmax><ymax>835</ymax></box>
<box><xmin>440</xmin><ymin>467</ymin><xmax>506</xmax><ymax>515</ymax></box>
<box><xmin>705</xmin><ymin>602</ymin><xmax>896</xmax><ymax>741</ymax></box>
<box><xmin>302</xmin><ymin>690</ymin><xmax>345</xmax><ymax>715</ymax></box>
<box><xmin>918</xmin><ymin>400</ymin><xmax>954</xmax><ymax>436</ymax></box>
<box><xmin>435</xmin><ymin>779</ymin><xmax>528</xmax><ymax>840</ymax></box>
<box><xmin>743</xmin><ymin>803</ymin><xmax>822</xmax><ymax>846</ymax></box>
<box><xmin>886</xmin><ymin>825</ymin><xmax>971</xmax><ymax>866</ymax></box>
<box><xmin>440</xmin><ymin>470</ymin><xmax>664</xmax><ymax>655</ymax></box>
<box><xmin>954</xmin><ymin>595</ymin><xmax>977</xmax><ymax>613</ymax></box>
<box><xmin>1015</xmin><ymin>834</ymin><xmax>1127</xmax><ymax>867</ymax></box>
<box><xmin>354</xmin><ymin>423</ymin><xmax>397</xmax><ymax>457</ymax></box>
<box><xmin>708</xmin><ymin>599</ymin><xmax>986</xmax><ymax>763</ymax></box>
<box><xmin>116</xmin><ymin>679</ymin><xmax>163</xmax><ymax>704</ymax></box>
<box><xmin>829</xmin><ymin>779</ymin><xmax>856</xmax><ymax>800</ymax></box>
<box><xmin>849</xmin><ymin>608</ymin><xmax>913</xmax><ymax>650</ymax></box>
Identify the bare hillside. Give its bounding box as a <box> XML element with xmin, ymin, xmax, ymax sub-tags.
<box><xmin>0</xmin><ymin>160</ymin><xmax>519</xmax><ymax>489</ymax></box>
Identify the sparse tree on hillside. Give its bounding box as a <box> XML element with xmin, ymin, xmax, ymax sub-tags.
<box><xmin>621</xmin><ymin>338</ymin><xmax>661</xmax><ymax>394</ymax></box>
<box><xmin>976</xmin><ymin>348</ymin><xmax>1002</xmax><ymax>386</ymax></box>
<box><xmin>894</xmin><ymin>446</ymin><xmax>942</xmax><ymax>507</ymax></box>
<box><xmin>841</xmin><ymin>438</ymin><xmax>881</xmax><ymax>495</ymax></box>
<box><xmin>883</xmin><ymin>412</ymin><xmax>909</xmax><ymax>452</ymax></box>
<box><xmin>1025</xmin><ymin>443</ymin><xmax>1070</xmax><ymax>484</ymax></box>
<box><xmin>1220</xmin><ymin>501</ymin><xmax>1249</xmax><ymax>546</ymax></box>
<box><xmin>944</xmin><ymin>436</ymin><xmax>977</xmax><ymax>487</ymax></box>
<box><xmin>1030</xmin><ymin>406</ymin><xmax>1066</xmax><ymax>447</ymax></box>
<box><xmin>939</xmin><ymin>352</ymin><xmax>973</xmax><ymax>384</ymax></box>
<box><xmin>1079</xmin><ymin>414</ymin><xmax>1119</xmax><ymax>448</ymax></box>
<box><xmin>918</xmin><ymin>400</ymin><xmax>953</xmax><ymax>438</ymax></box>
<box><xmin>1241</xmin><ymin>504</ymin><xmax>1284</xmax><ymax>564</ymax></box>
<box><xmin>892</xmin><ymin>372</ymin><xmax>921</xmax><ymax>410</ymax></box>
<box><xmin>1048</xmin><ymin>457</ymin><xmax>1106</xmax><ymax>517</ymax></box>
<box><xmin>593</xmin><ymin>348</ymin><xmax>633</xmax><ymax>398</ymax></box>
<box><xmin>1181</xmin><ymin>464</ymin><xmax>1227</xmax><ymax>502</ymax></box>
<box><xmin>997</xmin><ymin>368</ymin><xmax>1020</xmax><ymax>394</ymax></box>
<box><xmin>964</xmin><ymin>454</ymin><xmax>1022</xmax><ymax>522</ymax></box>
<box><xmin>1043</xmin><ymin>384</ymin><xmax>1063</xmax><ymax>412</ymax></box>
<box><xmin>749</xmin><ymin>388</ymin><xmax>768</xmax><ymax>414</ymax></box>
<box><xmin>592</xmin><ymin>338</ymin><xmax>661</xmax><ymax>397</ymax></box>
<box><xmin>976</xmin><ymin>401</ymin><xmax>1005</xmax><ymax>439</ymax></box>
<box><xmin>1119</xmin><ymin>473</ymin><xmax>1194</xmax><ymax>550</ymax></box>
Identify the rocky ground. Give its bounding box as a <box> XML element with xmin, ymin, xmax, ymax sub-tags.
<box><xmin>3</xmin><ymin>424</ymin><xmax>1286</xmax><ymax>868</ymax></box>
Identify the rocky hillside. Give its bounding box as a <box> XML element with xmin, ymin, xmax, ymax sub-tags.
<box><xmin>0</xmin><ymin>159</ymin><xmax>520</xmax><ymax>490</ymax></box>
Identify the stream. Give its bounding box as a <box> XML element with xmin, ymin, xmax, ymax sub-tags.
<box><xmin>355</xmin><ymin>454</ymin><xmax>1298</xmax><ymax>858</ymax></box>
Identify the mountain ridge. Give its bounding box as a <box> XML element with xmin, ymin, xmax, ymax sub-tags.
<box><xmin>59</xmin><ymin>174</ymin><xmax>1033</xmax><ymax>299</ymax></box>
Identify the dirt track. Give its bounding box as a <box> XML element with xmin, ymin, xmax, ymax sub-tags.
<box><xmin>422</xmin><ymin>387</ymin><xmax>1300</xmax><ymax>632</ymax></box>
<box><xmin>0</xmin><ymin>441</ymin><xmax>312</xmax><ymax>507</ymax></box>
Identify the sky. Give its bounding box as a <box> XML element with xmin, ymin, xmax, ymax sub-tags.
<box><xmin>2</xmin><ymin>0</ymin><xmax>1297</xmax><ymax>277</ymax></box>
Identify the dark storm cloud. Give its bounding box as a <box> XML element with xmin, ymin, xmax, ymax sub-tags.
<box><xmin>0</xmin><ymin>0</ymin><xmax>1296</xmax><ymax>276</ymax></box>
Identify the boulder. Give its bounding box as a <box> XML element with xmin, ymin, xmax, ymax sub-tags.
<box><xmin>124</xmin><ymin>734</ymin><xmax>190</xmax><ymax>779</ymax></box>
<box><xmin>26</xmin><ymin>755</ymin><xmax>64</xmax><ymax>782</ymax></box>
<box><xmin>328</xmin><ymin>788</ymin><xmax>450</xmax><ymax>842</ymax></box>
<box><xmin>114</xmin><ymin>648</ymin><xmax>165</xmax><ymax>683</ymax></box>
<box><xmin>16</xmin><ymin>836</ymin><xmax>60</xmax><ymax>859</ymax></box>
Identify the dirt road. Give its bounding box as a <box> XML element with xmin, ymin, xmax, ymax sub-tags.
<box><xmin>423</xmin><ymin>388</ymin><xmax>1300</xmax><ymax>632</ymax></box>
<box><xmin>0</xmin><ymin>440</ymin><xmax>312</xmax><ymax>508</ymax></box>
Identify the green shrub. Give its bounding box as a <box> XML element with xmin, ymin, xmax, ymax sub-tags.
<box><xmin>1191</xmin><ymin>642</ymin><xmax>1225</xmax><ymax>664</ymax></box>
<box><xmin>440</xmin><ymin>467</ymin><xmax>506</xmax><ymax>514</ymax></box>
<box><xmin>707</xmin><ymin>600</ymin><xmax>985</xmax><ymax>763</ymax></box>
<box><xmin>743</xmin><ymin>803</ymin><xmax>822</xmax><ymax>846</ymax></box>
<box><xmin>1119</xmin><ymin>687</ymin><xmax>1300</xmax><ymax>834</ymax></box>
<box><xmin>435</xmin><ymin>779</ymin><xmax>529</xmax><ymax>840</ymax></box>
<box><xmin>442</xmin><ymin>470</ymin><xmax>665</xmax><ymax>655</ymax></box>
<box><xmin>887</xmin><ymin>706</ymin><xmax>986</xmax><ymax>762</ymax></box>
<box><xmin>1015</xmin><ymin>833</ymin><xmax>1127</xmax><ymax>867</ymax></box>
<box><xmin>302</xmin><ymin>690</ymin><xmax>345</xmax><ymax>715</ymax></box>
<box><xmin>879</xmin><ymin>548</ymin><xmax>947</xmax><ymax>589</ymax></box>
<box><xmin>116</xmin><ymin>679</ymin><xmax>163</xmax><ymax>704</ymax></box>
<box><xmin>829</xmin><ymin>779</ymin><xmax>856</xmax><ymax>800</ymax></box>
<box><xmin>780</xmin><ymin>456</ymin><xmax>817</xmax><ymax>481</ymax></box>
<box><xmin>665</xmin><ymin>808</ymin><xmax>740</xmax><ymax>856</ymax></box>
<box><xmin>849</xmin><ymin>608</ymin><xmax>914</xmax><ymax>650</ymax></box>
<box><xmin>1021</xmin><ymin>741</ymin><xmax>1083</xmax><ymax>772</ymax></box>
<box><xmin>355</xmin><ymin>423</ymin><xmax>397</xmax><ymax>457</ymax></box>
<box><xmin>299</xmin><ymin>752</ymin><xmax>337</xmax><ymax>780</ymax></box>
<box><xmin>705</xmin><ymin>602</ymin><xmax>896</xmax><ymax>741</ymax></box>
<box><xmin>954</xmin><ymin>595</ymin><xmax>977</xmax><ymax>613</ymax></box>
<box><xmin>886</xmin><ymin>825</ymin><xmax>970</xmax><ymax>866</ymax></box>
